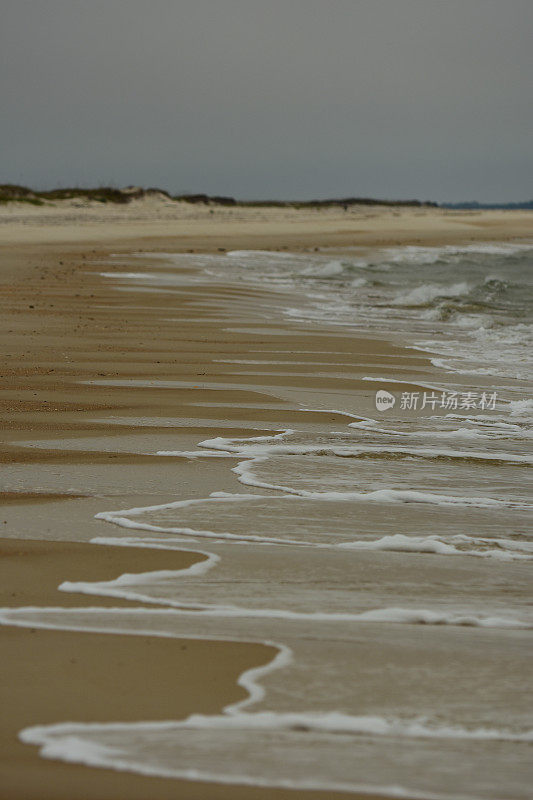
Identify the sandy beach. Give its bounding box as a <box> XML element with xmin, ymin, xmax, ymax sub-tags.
<box><xmin>1</xmin><ymin>199</ymin><xmax>532</xmax><ymax>799</ymax></box>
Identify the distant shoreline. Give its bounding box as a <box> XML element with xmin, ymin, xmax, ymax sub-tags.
<box><xmin>0</xmin><ymin>182</ymin><xmax>436</xmax><ymax>208</ymax></box>
<box><xmin>2</xmin><ymin>183</ymin><xmax>532</xmax><ymax>210</ymax></box>
<box><xmin>440</xmin><ymin>200</ymin><xmax>533</xmax><ymax>210</ymax></box>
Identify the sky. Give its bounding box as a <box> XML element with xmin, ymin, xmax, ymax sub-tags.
<box><xmin>1</xmin><ymin>0</ymin><xmax>532</xmax><ymax>202</ymax></box>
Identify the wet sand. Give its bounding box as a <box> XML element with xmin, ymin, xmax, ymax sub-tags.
<box><xmin>0</xmin><ymin>542</ymin><xmax>369</xmax><ymax>800</ymax></box>
<box><xmin>1</xmin><ymin>202</ymin><xmax>531</xmax><ymax>799</ymax></box>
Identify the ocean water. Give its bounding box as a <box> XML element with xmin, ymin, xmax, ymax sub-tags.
<box><xmin>2</xmin><ymin>243</ymin><xmax>532</xmax><ymax>798</ymax></box>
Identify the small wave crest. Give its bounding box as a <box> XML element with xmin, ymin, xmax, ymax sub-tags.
<box><xmin>392</xmin><ymin>282</ymin><xmax>470</xmax><ymax>308</ymax></box>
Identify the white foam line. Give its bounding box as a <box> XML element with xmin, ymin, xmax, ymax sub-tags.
<box><xmin>111</xmin><ymin>526</ymin><xmax>525</xmax><ymax>562</ymax></box>
<box><xmin>338</xmin><ymin>534</ymin><xmax>533</xmax><ymax>561</ymax></box>
<box><xmin>90</xmin><ymin>529</ymin><xmax>533</xmax><ymax>562</ymax></box>
<box><xmin>95</xmin><ymin>495</ymin><xmax>318</xmax><ymax>547</ymax></box>
<box><xmin>91</xmin><ymin>535</ymin><xmax>203</xmax><ymax>549</ymax></box>
<box><xmin>94</xmin><ymin>487</ymin><xmax>531</xmax><ymax>558</ymax></box>
<box><xmin>201</xmin><ymin>429</ymin><xmax>294</xmax><ymax>447</ymax></box>
<box><xmin>22</xmin><ymin>710</ymin><xmax>532</xmax><ymax>741</ymax></box>
<box><xmin>84</xmin><ymin>548</ymin><xmax>220</xmax><ymax>578</ymax></box>
<box><xmin>187</xmin><ymin>431</ymin><xmax>533</xmax><ymax>464</ymax></box>
<box><xmin>361</xmin><ymin>376</ymin><xmax>446</xmax><ymax>392</ymax></box>
<box><xmin>230</xmin><ymin>642</ymin><xmax>292</xmax><ymax>712</ymax></box>
<box><xmin>364</xmin><ymin>426</ymin><xmax>530</xmax><ymax>441</ymax></box>
<box><xmin>0</xmin><ymin>605</ymin><xmax>291</xmax><ymax>711</ymax></box>
<box><xmin>59</xmin><ymin>546</ymin><xmax>220</xmax><ymax>600</ymax></box>
<box><xmin>157</xmin><ymin>449</ymin><xmax>241</xmax><ymax>458</ymax></box>
<box><xmin>232</xmin><ymin>456</ymin><xmax>305</xmax><ymax>495</ymax></box>
<box><xmin>9</xmin><ymin>598</ymin><xmax>529</xmax><ymax>629</ymax></box>
<box><xmin>231</xmin><ymin>463</ymin><xmax>531</xmax><ymax>508</ymax></box>
<box><xmin>3</xmin><ymin>603</ymin><xmax>531</xmax><ymax>629</ymax></box>
<box><xmin>347</xmin><ymin>418</ymin><xmax>531</xmax><ymax>440</ymax></box>
<box><xmin>13</xmin><ymin>676</ymin><xmax>533</xmax><ymax>799</ymax></box>
<box><xmin>13</xmin><ymin>721</ymin><xmax>439</xmax><ymax>800</ymax></box>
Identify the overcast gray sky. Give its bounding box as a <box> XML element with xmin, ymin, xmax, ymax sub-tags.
<box><xmin>1</xmin><ymin>0</ymin><xmax>531</xmax><ymax>202</ymax></box>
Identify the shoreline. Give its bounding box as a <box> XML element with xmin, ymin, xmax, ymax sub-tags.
<box><xmin>0</xmin><ymin>542</ymin><xmax>373</xmax><ymax>800</ymax></box>
<box><xmin>1</xmin><ymin>204</ymin><xmax>531</xmax><ymax>798</ymax></box>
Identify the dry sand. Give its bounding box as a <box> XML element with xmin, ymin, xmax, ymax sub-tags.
<box><xmin>1</xmin><ymin>200</ymin><xmax>531</xmax><ymax>799</ymax></box>
<box><xmin>1</xmin><ymin>195</ymin><xmax>532</xmax><ymax>252</ymax></box>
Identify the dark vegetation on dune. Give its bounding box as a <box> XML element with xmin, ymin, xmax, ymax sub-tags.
<box><xmin>174</xmin><ymin>193</ymin><xmax>438</xmax><ymax>208</ymax></box>
<box><xmin>0</xmin><ymin>184</ymin><xmax>168</xmax><ymax>205</ymax></box>
<box><xmin>0</xmin><ymin>183</ymin><xmax>438</xmax><ymax>208</ymax></box>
